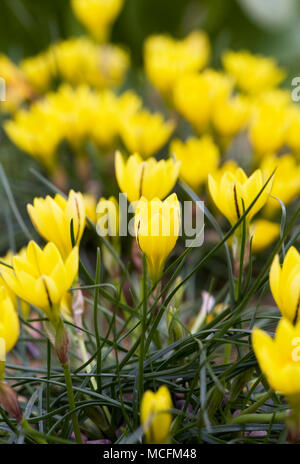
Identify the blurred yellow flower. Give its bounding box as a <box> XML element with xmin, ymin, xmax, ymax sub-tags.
<box><xmin>1</xmin><ymin>241</ymin><xmax>78</xmax><ymax>322</ymax></box>
<box><xmin>212</xmin><ymin>94</ymin><xmax>250</xmax><ymax>137</ymax></box>
<box><xmin>249</xmin><ymin>92</ymin><xmax>290</xmax><ymax>156</ymax></box>
<box><xmin>250</xmin><ymin>219</ymin><xmax>280</xmax><ymax>253</ymax></box>
<box><xmin>223</xmin><ymin>50</ymin><xmax>285</xmax><ymax>95</ymax></box>
<box><xmin>4</xmin><ymin>102</ymin><xmax>63</xmax><ymax>171</ymax></box>
<box><xmin>260</xmin><ymin>153</ymin><xmax>300</xmax><ymax>216</ymax></box>
<box><xmin>252</xmin><ymin>317</ymin><xmax>300</xmax><ymax>396</ymax></box>
<box><xmin>269</xmin><ymin>246</ymin><xmax>300</xmax><ymax>323</ymax></box>
<box><xmin>0</xmin><ymin>248</ymin><xmax>30</xmax><ymax>319</ymax></box>
<box><xmin>286</xmin><ymin>105</ymin><xmax>300</xmax><ymax>152</ymax></box>
<box><xmin>115</xmin><ymin>150</ymin><xmax>180</xmax><ymax>203</ymax></box>
<box><xmin>27</xmin><ymin>190</ymin><xmax>85</xmax><ymax>259</ymax></box>
<box><xmin>208</xmin><ymin>167</ymin><xmax>272</xmax><ymax>226</ymax></box>
<box><xmin>0</xmin><ymin>54</ymin><xmax>33</xmax><ymax>112</ymax></box>
<box><xmin>120</xmin><ymin>110</ymin><xmax>174</xmax><ymax>158</ymax></box>
<box><xmin>170</xmin><ymin>135</ymin><xmax>219</xmax><ymax>190</ymax></box>
<box><xmin>21</xmin><ymin>37</ymin><xmax>129</xmax><ymax>92</ymax></box>
<box><xmin>140</xmin><ymin>385</ymin><xmax>172</xmax><ymax>444</ymax></box>
<box><xmin>134</xmin><ymin>193</ymin><xmax>180</xmax><ymax>282</ymax></box>
<box><xmin>0</xmin><ymin>287</ymin><xmax>20</xmax><ymax>354</ymax></box>
<box><xmin>21</xmin><ymin>51</ymin><xmax>55</xmax><ymax>93</ymax></box>
<box><xmin>83</xmin><ymin>193</ymin><xmax>97</xmax><ymax>225</ymax></box>
<box><xmin>144</xmin><ymin>31</ymin><xmax>210</xmax><ymax>97</ymax></box>
<box><xmin>71</xmin><ymin>0</ymin><xmax>124</xmax><ymax>42</ymax></box>
<box><xmin>173</xmin><ymin>69</ymin><xmax>232</xmax><ymax>132</ymax></box>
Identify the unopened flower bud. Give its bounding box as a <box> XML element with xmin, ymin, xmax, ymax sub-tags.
<box><xmin>0</xmin><ymin>381</ymin><xmax>22</xmax><ymax>422</ymax></box>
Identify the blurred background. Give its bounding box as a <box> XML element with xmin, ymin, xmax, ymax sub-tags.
<box><xmin>1</xmin><ymin>0</ymin><xmax>300</xmax><ymax>72</ymax></box>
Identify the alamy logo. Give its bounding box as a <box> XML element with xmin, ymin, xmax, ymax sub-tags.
<box><xmin>0</xmin><ymin>77</ymin><xmax>6</xmax><ymax>102</ymax></box>
<box><xmin>291</xmin><ymin>77</ymin><xmax>300</xmax><ymax>102</ymax></box>
<box><xmin>291</xmin><ymin>337</ymin><xmax>300</xmax><ymax>362</ymax></box>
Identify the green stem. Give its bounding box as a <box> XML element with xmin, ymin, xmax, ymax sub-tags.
<box><xmin>62</xmin><ymin>361</ymin><xmax>83</xmax><ymax>444</ymax></box>
<box><xmin>238</xmin><ymin>390</ymin><xmax>273</xmax><ymax>416</ymax></box>
<box><xmin>21</xmin><ymin>418</ymin><xmax>48</xmax><ymax>444</ymax></box>
<box><xmin>230</xmin><ymin>411</ymin><xmax>287</xmax><ymax>425</ymax></box>
<box><xmin>94</xmin><ymin>247</ymin><xmax>102</xmax><ymax>393</ymax></box>
<box><xmin>138</xmin><ymin>255</ymin><xmax>148</xmax><ymax>404</ymax></box>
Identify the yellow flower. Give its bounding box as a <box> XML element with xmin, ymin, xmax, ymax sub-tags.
<box><xmin>120</xmin><ymin>110</ymin><xmax>174</xmax><ymax>158</ymax></box>
<box><xmin>212</xmin><ymin>94</ymin><xmax>250</xmax><ymax>137</ymax></box>
<box><xmin>140</xmin><ymin>385</ymin><xmax>172</xmax><ymax>444</ymax></box>
<box><xmin>83</xmin><ymin>193</ymin><xmax>97</xmax><ymax>225</ymax></box>
<box><xmin>0</xmin><ymin>287</ymin><xmax>20</xmax><ymax>354</ymax></box>
<box><xmin>71</xmin><ymin>0</ymin><xmax>124</xmax><ymax>42</ymax></box>
<box><xmin>0</xmin><ymin>248</ymin><xmax>30</xmax><ymax>319</ymax></box>
<box><xmin>286</xmin><ymin>106</ymin><xmax>300</xmax><ymax>152</ymax></box>
<box><xmin>144</xmin><ymin>31</ymin><xmax>210</xmax><ymax>97</ymax></box>
<box><xmin>115</xmin><ymin>151</ymin><xmax>180</xmax><ymax>203</ymax></box>
<box><xmin>208</xmin><ymin>168</ymin><xmax>272</xmax><ymax>226</ymax></box>
<box><xmin>249</xmin><ymin>92</ymin><xmax>290</xmax><ymax>156</ymax></box>
<box><xmin>134</xmin><ymin>194</ymin><xmax>180</xmax><ymax>282</ymax></box>
<box><xmin>4</xmin><ymin>102</ymin><xmax>63</xmax><ymax>171</ymax></box>
<box><xmin>1</xmin><ymin>241</ymin><xmax>78</xmax><ymax>321</ymax></box>
<box><xmin>173</xmin><ymin>69</ymin><xmax>233</xmax><ymax>133</ymax></box>
<box><xmin>170</xmin><ymin>135</ymin><xmax>219</xmax><ymax>190</ymax></box>
<box><xmin>260</xmin><ymin>153</ymin><xmax>300</xmax><ymax>216</ymax></box>
<box><xmin>252</xmin><ymin>318</ymin><xmax>300</xmax><ymax>396</ymax></box>
<box><xmin>250</xmin><ymin>219</ymin><xmax>280</xmax><ymax>253</ymax></box>
<box><xmin>222</xmin><ymin>50</ymin><xmax>285</xmax><ymax>95</ymax></box>
<box><xmin>21</xmin><ymin>51</ymin><xmax>55</xmax><ymax>93</ymax></box>
<box><xmin>0</xmin><ymin>54</ymin><xmax>33</xmax><ymax>112</ymax></box>
<box><xmin>22</xmin><ymin>38</ymin><xmax>129</xmax><ymax>91</ymax></box>
<box><xmin>96</xmin><ymin>196</ymin><xmax>119</xmax><ymax>237</ymax></box>
<box><xmin>269</xmin><ymin>247</ymin><xmax>300</xmax><ymax>323</ymax></box>
<box><xmin>27</xmin><ymin>190</ymin><xmax>85</xmax><ymax>259</ymax></box>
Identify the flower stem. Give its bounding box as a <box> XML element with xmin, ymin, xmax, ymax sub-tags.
<box><xmin>62</xmin><ymin>361</ymin><xmax>83</xmax><ymax>444</ymax></box>
<box><xmin>21</xmin><ymin>418</ymin><xmax>48</xmax><ymax>444</ymax></box>
<box><xmin>230</xmin><ymin>411</ymin><xmax>286</xmax><ymax>425</ymax></box>
<box><xmin>138</xmin><ymin>255</ymin><xmax>148</xmax><ymax>404</ymax></box>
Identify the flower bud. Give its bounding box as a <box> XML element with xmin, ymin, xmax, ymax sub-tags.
<box><xmin>0</xmin><ymin>381</ymin><xmax>22</xmax><ymax>422</ymax></box>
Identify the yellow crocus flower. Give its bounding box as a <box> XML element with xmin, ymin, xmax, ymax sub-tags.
<box><xmin>0</xmin><ymin>54</ymin><xmax>33</xmax><ymax>112</ymax></box>
<box><xmin>260</xmin><ymin>153</ymin><xmax>300</xmax><ymax>216</ymax></box>
<box><xmin>250</xmin><ymin>219</ymin><xmax>280</xmax><ymax>253</ymax></box>
<box><xmin>1</xmin><ymin>241</ymin><xmax>78</xmax><ymax>322</ymax></box>
<box><xmin>144</xmin><ymin>31</ymin><xmax>210</xmax><ymax>97</ymax></box>
<box><xmin>115</xmin><ymin>151</ymin><xmax>180</xmax><ymax>203</ymax></box>
<box><xmin>269</xmin><ymin>247</ymin><xmax>300</xmax><ymax>323</ymax></box>
<box><xmin>0</xmin><ymin>287</ymin><xmax>20</xmax><ymax>354</ymax></box>
<box><xmin>223</xmin><ymin>50</ymin><xmax>285</xmax><ymax>95</ymax></box>
<box><xmin>120</xmin><ymin>110</ymin><xmax>175</xmax><ymax>159</ymax></box>
<box><xmin>0</xmin><ymin>248</ymin><xmax>30</xmax><ymax>319</ymax></box>
<box><xmin>134</xmin><ymin>194</ymin><xmax>180</xmax><ymax>282</ymax></box>
<box><xmin>286</xmin><ymin>105</ymin><xmax>300</xmax><ymax>152</ymax></box>
<box><xmin>170</xmin><ymin>135</ymin><xmax>219</xmax><ymax>190</ymax></box>
<box><xmin>71</xmin><ymin>0</ymin><xmax>124</xmax><ymax>42</ymax></box>
<box><xmin>212</xmin><ymin>94</ymin><xmax>250</xmax><ymax>137</ymax></box>
<box><xmin>83</xmin><ymin>193</ymin><xmax>97</xmax><ymax>225</ymax></box>
<box><xmin>22</xmin><ymin>38</ymin><xmax>129</xmax><ymax>92</ymax></box>
<box><xmin>252</xmin><ymin>317</ymin><xmax>300</xmax><ymax>396</ymax></box>
<box><xmin>173</xmin><ymin>69</ymin><xmax>233</xmax><ymax>133</ymax></box>
<box><xmin>249</xmin><ymin>92</ymin><xmax>290</xmax><ymax>156</ymax></box>
<box><xmin>140</xmin><ymin>385</ymin><xmax>173</xmax><ymax>444</ymax></box>
<box><xmin>27</xmin><ymin>190</ymin><xmax>85</xmax><ymax>259</ymax></box>
<box><xmin>4</xmin><ymin>103</ymin><xmax>63</xmax><ymax>171</ymax></box>
<box><xmin>208</xmin><ymin>167</ymin><xmax>272</xmax><ymax>226</ymax></box>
